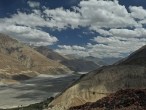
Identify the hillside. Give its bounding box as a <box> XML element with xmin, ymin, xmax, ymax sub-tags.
<box><xmin>34</xmin><ymin>46</ymin><xmax>66</xmax><ymax>61</ymax></box>
<box><xmin>47</xmin><ymin>45</ymin><xmax>146</xmax><ymax>110</ymax></box>
<box><xmin>69</xmin><ymin>89</ymin><xmax>146</xmax><ymax>110</ymax></box>
<box><xmin>35</xmin><ymin>46</ymin><xmax>100</xmax><ymax>72</ymax></box>
<box><xmin>0</xmin><ymin>33</ymin><xmax>70</xmax><ymax>82</ymax></box>
<box><xmin>116</xmin><ymin>45</ymin><xmax>146</xmax><ymax>66</ymax></box>
<box><xmin>61</xmin><ymin>59</ymin><xmax>99</xmax><ymax>72</ymax></box>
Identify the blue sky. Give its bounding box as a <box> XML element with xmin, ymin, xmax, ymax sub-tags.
<box><xmin>0</xmin><ymin>0</ymin><xmax>146</xmax><ymax>58</ymax></box>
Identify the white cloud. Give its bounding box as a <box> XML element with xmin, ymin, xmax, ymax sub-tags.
<box><xmin>0</xmin><ymin>24</ymin><xmax>58</xmax><ymax>46</ymax></box>
<box><xmin>0</xmin><ymin>0</ymin><xmax>146</xmax><ymax>58</ymax></box>
<box><xmin>58</xmin><ymin>45</ymin><xmax>85</xmax><ymax>50</ymax></box>
<box><xmin>89</xmin><ymin>36</ymin><xmax>146</xmax><ymax>58</ymax></box>
<box><xmin>0</xmin><ymin>0</ymin><xmax>142</xmax><ymax>31</ymax></box>
<box><xmin>43</xmin><ymin>0</ymin><xmax>141</xmax><ymax>30</ymax></box>
<box><xmin>27</xmin><ymin>1</ymin><xmax>40</xmax><ymax>8</ymax></box>
<box><xmin>109</xmin><ymin>28</ymin><xmax>146</xmax><ymax>38</ymax></box>
<box><xmin>0</xmin><ymin>8</ymin><xmax>58</xmax><ymax>46</ymax></box>
<box><xmin>79</xmin><ymin>0</ymin><xmax>140</xmax><ymax>29</ymax></box>
<box><xmin>56</xmin><ymin>45</ymin><xmax>88</xmax><ymax>56</ymax></box>
<box><xmin>56</xmin><ymin>27</ymin><xmax>146</xmax><ymax>58</ymax></box>
<box><xmin>129</xmin><ymin>6</ymin><xmax>146</xmax><ymax>20</ymax></box>
<box><xmin>90</xmin><ymin>28</ymin><xmax>146</xmax><ymax>58</ymax></box>
<box><xmin>94</xmin><ymin>29</ymin><xmax>112</xmax><ymax>36</ymax></box>
<box><xmin>44</xmin><ymin>7</ymin><xmax>81</xmax><ymax>29</ymax></box>
<box><xmin>3</xmin><ymin>11</ymin><xmax>47</xmax><ymax>28</ymax></box>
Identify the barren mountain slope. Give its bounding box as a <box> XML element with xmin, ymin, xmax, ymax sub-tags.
<box><xmin>35</xmin><ymin>46</ymin><xmax>66</xmax><ymax>61</ymax></box>
<box><xmin>47</xmin><ymin>45</ymin><xmax>146</xmax><ymax>110</ymax></box>
<box><xmin>69</xmin><ymin>89</ymin><xmax>146</xmax><ymax>110</ymax></box>
<box><xmin>0</xmin><ymin>33</ymin><xmax>70</xmax><ymax>80</ymax></box>
<box><xmin>115</xmin><ymin>45</ymin><xmax>146</xmax><ymax>66</ymax></box>
<box><xmin>35</xmin><ymin>46</ymin><xmax>100</xmax><ymax>72</ymax></box>
<box><xmin>60</xmin><ymin>59</ymin><xmax>100</xmax><ymax>72</ymax></box>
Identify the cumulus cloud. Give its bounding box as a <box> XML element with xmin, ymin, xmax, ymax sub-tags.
<box><xmin>91</xmin><ymin>28</ymin><xmax>146</xmax><ymax>58</ymax></box>
<box><xmin>94</xmin><ymin>29</ymin><xmax>112</xmax><ymax>36</ymax></box>
<box><xmin>56</xmin><ymin>45</ymin><xmax>88</xmax><ymax>57</ymax></box>
<box><xmin>0</xmin><ymin>22</ymin><xmax>58</xmax><ymax>46</ymax></box>
<box><xmin>1</xmin><ymin>0</ymin><xmax>143</xmax><ymax>30</ymax></box>
<box><xmin>0</xmin><ymin>0</ymin><xmax>146</xmax><ymax>58</ymax></box>
<box><xmin>44</xmin><ymin>7</ymin><xmax>81</xmax><ymax>29</ymax></box>
<box><xmin>27</xmin><ymin>1</ymin><xmax>40</xmax><ymax>8</ymax></box>
<box><xmin>56</xmin><ymin>27</ymin><xmax>146</xmax><ymax>58</ymax></box>
<box><xmin>3</xmin><ymin>11</ymin><xmax>47</xmax><ymax>28</ymax></box>
<box><xmin>43</xmin><ymin>0</ymin><xmax>141</xmax><ymax>30</ymax></box>
<box><xmin>0</xmin><ymin>7</ymin><xmax>58</xmax><ymax>46</ymax></box>
<box><xmin>129</xmin><ymin>6</ymin><xmax>146</xmax><ymax>25</ymax></box>
<box><xmin>79</xmin><ymin>0</ymin><xmax>140</xmax><ymax>29</ymax></box>
<box><xmin>58</xmin><ymin>45</ymin><xmax>85</xmax><ymax>50</ymax></box>
<box><xmin>129</xmin><ymin>6</ymin><xmax>146</xmax><ymax>20</ymax></box>
<box><xmin>90</xmin><ymin>27</ymin><xmax>146</xmax><ymax>57</ymax></box>
<box><xmin>109</xmin><ymin>28</ymin><xmax>146</xmax><ymax>38</ymax></box>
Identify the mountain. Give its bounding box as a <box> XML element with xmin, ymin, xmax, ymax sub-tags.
<box><xmin>47</xmin><ymin>45</ymin><xmax>146</xmax><ymax>110</ymax></box>
<box><xmin>0</xmin><ymin>33</ymin><xmax>70</xmax><ymax>82</ymax></box>
<box><xmin>69</xmin><ymin>89</ymin><xmax>146</xmax><ymax>110</ymax></box>
<box><xmin>34</xmin><ymin>46</ymin><xmax>67</xmax><ymax>61</ymax></box>
<box><xmin>60</xmin><ymin>59</ymin><xmax>99</xmax><ymax>72</ymax></box>
<box><xmin>115</xmin><ymin>45</ymin><xmax>146</xmax><ymax>66</ymax></box>
<box><xmin>35</xmin><ymin>46</ymin><xmax>100</xmax><ymax>72</ymax></box>
<box><xmin>81</xmin><ymin>56</ymin><xmax>106</xmax><ymax>66</ymax></box>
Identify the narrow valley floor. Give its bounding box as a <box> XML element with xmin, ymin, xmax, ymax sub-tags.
<box><xmin>0</xmin><ymin>74</ymin><xmax>80</xmax><ymax>109</ymax></box>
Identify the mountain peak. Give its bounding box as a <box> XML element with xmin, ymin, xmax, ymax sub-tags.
<box><xmin>116</xmin><ymin>45</ymin><xmax>146</xmax><ymax>66</ymax></box>
<box><xmin>0</xmin><ymin>33</ymin><xmax>70</xmax><ymax>81</ymax></box>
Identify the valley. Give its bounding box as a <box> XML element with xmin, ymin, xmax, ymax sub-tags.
<box><xmin>0</xmin><ymin>74</ymin><xmax>81</xmax><ymax>109</ymax></box>
<box><xmin>1</xmin><ymin>0</ymin><xmax>146</xmax><ymax>109</ymax></box>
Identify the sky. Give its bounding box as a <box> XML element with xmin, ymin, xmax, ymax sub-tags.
<box><xmin>0</xmin><ymin>0</ymin><xmax>146</xmax><ymax>58</ymax></box>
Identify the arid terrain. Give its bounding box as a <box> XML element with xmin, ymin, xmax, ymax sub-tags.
<box><xmin>69</xmin><ymin>89</ymin><xmax>146</xmax><ymax>110</ymax></box>
<box><xmin>1</xmin><ymin>0</ymin><xmax>146</xmax><ymax>110</ymax></box>
<box><xmin>47</xmin><ymin>45</ymin><xmax>146</xmax><ymax>110</ymax></box>
<box><xmin>0</xmin><ymin>33</ymin><xmax>70</xmax><ymax>84</ymax></box>
<box><xmin>0</xmin><ymin>74</ymin><xmax>80</xmax><ymax>109</ymax></box>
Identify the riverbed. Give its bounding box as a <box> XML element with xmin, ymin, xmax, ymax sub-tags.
<box><xmin>0</xmin><ymin>74</ymin><xmax>81</xmax><ymax>109</ymax></box>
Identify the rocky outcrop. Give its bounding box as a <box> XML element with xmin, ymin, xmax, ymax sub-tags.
<box><xmin>69</xmin><ymin>89</ymin><xmax>146</xmax><ymax>110</ymax></box>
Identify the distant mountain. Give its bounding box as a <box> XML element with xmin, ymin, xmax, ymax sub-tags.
<box><xmin>34</xmin><ymin>46</ymin><xmax>66</xmax><ymax>61</ymax></box>
<box><xmin>81</xmin><ymin>56</ymin><xmax>117</xmax><ymax>66</ymax></box>
<box><xmin>79</xmin><ymin>56</ymin><xmax>105</xmax><ymax>66</ymax></box>
<box><xmin>60</xmin><ymin>59</ymin><xmax>99</xmax><ymax>72</ymax></box>
<box><xmin>35</xmin><ymin>46</ymin><xmax>100</xmax><ymax>72</ymax></box>
<box><xmin>66</xmin><ymin>55</ymin><xmax>122</xmax><ymax>66</ymax></box>
<box><xmin>101</xmin><ymin>57</ymin><xmax>122</xmax><ymax>65</ymax></box>
<box><xmin>48</xmin><ymin>45</ymin><xmax>146</xmax><ymax>110</ymax></box>
<box><xmin>0</xmin><ymin>33</ymin><xmax>70</xmax><ymax>82</ymax></box>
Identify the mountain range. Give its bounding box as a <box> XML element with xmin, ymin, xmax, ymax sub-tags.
<box><xmin>35</xmin><ymin>46</ymin><xmax>101</xmax><ymax>72</ymax></box>
<box><xmin>0</xmin><ymin>33</ymin><xmax>70</xmax><ymax>83</ymax></box>
<box><xmin>48</xmin><ymin>45</ymin><xmax>146</xmax><ymax>110</ymax></box>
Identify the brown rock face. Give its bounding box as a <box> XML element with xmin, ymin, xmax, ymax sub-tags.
<box><xmin>69</xmin><ymin>89</ymin><xmax>146</xmax><ymax>110</ymax></box>
<box><xmin>0</xmin><ymin>33</ymin><xmax>70</xmax><ymax>81</ymax></box>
